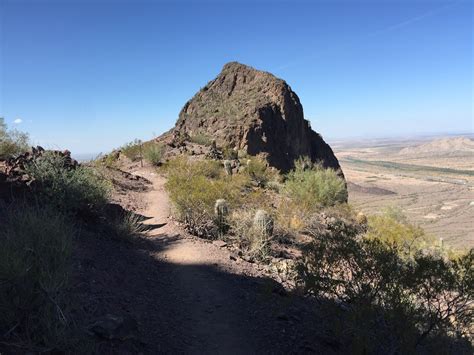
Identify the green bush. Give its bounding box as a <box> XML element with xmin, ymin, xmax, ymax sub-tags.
<box><xmin>143</xmin><ymin>143</ymin><xmax>165</xmax><ymax>166</ymax></box>
<box><xmin>188</xmin><ymin>133</ymin><xmax>213</xmax><ymax>146</ymax></box>
<box><xmin>298</xmin><ymin>218</ymin><xmax>473</xmax><ymax>353</ymax></box>
<box><xmin>0</xmin><ymin>118</ymin><xmax>29</xmax><ymax>159</ymax></box>
<box><xmin>96</xmin><ymin>151</ymin><xmax>120</xmax><ymax>168</ymax></box>
<box><xmin>163</xmin><ymin>155</ymin><xmax>222</xmax><ymax>179</ymax></box>
<box><xmin>366</xmin><ymin>208</ymin><xmax>434</xmax><ymax>257</ymax></box>
<box><xmin>293</xmin><ymin>155</ymin><xmax>314</xmax><ymax>171</ymax></box>
<box><xmin>165</xmin><ymin>157</ymin><xmax>247</xmax><ymax>238</ymax></box>
<box><xmin>25</xmin><ymin>152</ymin><xmax>110</xmax><ymax>212</ymax></box>
<box><xmin>222</xmin><ymin>146</ymin><xmax>238</xmax><ymax>160</ymax></box>
<box><xmin>245</xmin><ymin>157</ymin><xmax>276</xmax><ymax>187</ymax></box>
<box><xmin>284</xmin><ymin>163</ymin><xmax>347</xmax><ymax>210</ymax></box>
<box><xmin>0</xmin><ymin>204</ymin><xmax>74</xmax><ymax>350</ymax></box>
<box><xmin>120</xmin><ymin>139</ymin><xmax>143</xmax><ymax>161</ymax></box>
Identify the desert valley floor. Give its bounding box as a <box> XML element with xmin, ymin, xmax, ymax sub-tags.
<box><xmin>333</xmin><ymin>135</ymin><xmax>474</xmax><ymax>249</ymax></box>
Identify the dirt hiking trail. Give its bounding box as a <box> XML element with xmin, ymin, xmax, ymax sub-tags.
<box><xmin>72</xmin><ymin>167</ymin><xmax>330</xmax><ymax>354</ymax></box>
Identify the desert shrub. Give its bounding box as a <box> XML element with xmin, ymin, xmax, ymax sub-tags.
<box><xmin>100</xmin><ymin>151</ymin><xmax>120</xmax><ymax>168</ymax></box>
<box><xmin>230</xmin><ymin>208</ymin><xmax>274</xmax><ymax>260</ymax></box>
<box><xmin>284</xmin><ymin>163</ymin><xmax>347</xmax><ymax>210</ymax></box>
<box><xmin>244</xmin><ymin>157</ymin><xmax>276</xmax><ymax>187</ymax></box>
<box><xmin>275</xmin><ymin>198</ymin><xmax>312</xmax><ymax>234</ymax></box>
<box><xmin>188</xmin><ymin>133</ymin><xmax>213</xmax><ymax>146</ymax></box>
<box><xmin>298</xmin><ymin>218</ymin><xmax>473</xmax><ymax>353</ymax></box>
<box><xmin>120</xmin><ymin>139</ymin><xmax>142</xmax><ymax>161</ymax></box>
<box><xmin>0</xmin><ymin>204</ymin><xmax>75</xmax><ymax>350</ymax></box>
<box><xmin>143</xmin><ymin>143</ymin><xmax>165</xmax><ymax>166</ymax></box>
<box><xmin>25</xmin><ymin>152</ymin><xmax>110</xmax><ymax>212</ymax></box>
<box><xmin>0</xmin><ymin>118</ymin><xmax>29</xmax><ymax>159</ymax></box>
<box><xmin>222</xmin><ymin>146</ymin><xmax>238</xmax><ymax>160</ymax></box>
<box><xmin>293</xmin><ymin>155</ymin><xmax>314</xmax><ymax>171</ymax></box>
<box><xmin>366</xmin><ymin>208</ymin><xmax>434</xmax><ymax>257</ymax></box>
<box><xmin>163</xmin><ymin>155</ymin><xmax>222</xmax><ymax>179</ymax></box>
<box><xmin>165</xmin><ymin>157</ymin><xmax>246</xmax><ymax>238</ymax></box>
<box><xmin>107</xmin><ymin>212</ymin><xmax>147</xmax><ymax>242</ymax></box>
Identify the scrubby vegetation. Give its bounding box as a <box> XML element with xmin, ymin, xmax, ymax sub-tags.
<box><xmin>108</xmin><ymin>211</ymin><xmax>148</xmax><ymax>242</ymax></box>
<box><xmin>165</xmin><ymin>157</ymin><xmax>248</xmax><ymax>237</ymax></box>
<box><xmin>244</xmin><ymin>157</ymin><xmax>278</xmax><ymax>188</ymax></box>
<box><xmin>366</xmin><ymin>207</ymin><xmax>434</xmax><ymax>257</ymax></box>
<box><xmin>164</xmin><ymin>155</ymin><xmax>346</xmax><ymax>249</ymax></box>
<box><xmin>163</xmin><ymin>153</ymin><xmax>473</xmax><ymax>351</ymax></box>
<box><xmin>25</xmin><ymin>151</ymin><xmax>110</xmax><ymax>213</ymax></box>
<box><xmin>120</xmin><ymin>139</ymin><xmax>143</xmax><ymax>161</ymax></box>
<box><xmin>284</xmin><ymin>160</ymin><xmax>347</xmax><ymax>209</ymax></box>
<box><xmin>0</xmin><ymin>139</ymin><xmax>146</xmax><ymax>351</ymax></box>
<box><xmin>118</xmin><ymin>139</ymin><xmax>166</xmax><ymax>166</ymax></box>
<box><xmin>188</xmin><ymin>133</ymin><xmax>213</xmax><ymax>146</ymax></box>
<box><xmin>143</xmin><ymin>143</ymin><xmax>165</xmax><ymax>166</ymax></box>
<box><xmin>0</xmin><ymin>205</ymin><xmax>75</xmax><ymax>351</ymax></box>
<box><xmin>0</xmin><ymin>118</ymin><xmax>29</xmax><ymax>159</ymax></box>
<box><xmin>2</xmin><ymin>130</ymin><xmax>471</xmax><ymax>352</ymax></box>
<box><xmin>298</xmin><ymin>210</ymin><xmax>473</xmax><ymax>353</ymax></box>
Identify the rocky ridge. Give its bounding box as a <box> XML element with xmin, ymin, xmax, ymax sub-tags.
<box><xmin>163</xmin><ymin>62</ymin><xmax>342</xmax><ymax>174</ymax></box>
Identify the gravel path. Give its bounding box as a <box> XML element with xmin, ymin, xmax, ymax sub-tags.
<box><xmin>72</xmin><ymin>167</ymin><xmax>330</xmax><ymax>354</ymax></box>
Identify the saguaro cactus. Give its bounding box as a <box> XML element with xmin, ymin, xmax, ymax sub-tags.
<box><xmin>253</xmin><ymin>209</ymin><xmax>274</xmax><ymax>238</ymax></box>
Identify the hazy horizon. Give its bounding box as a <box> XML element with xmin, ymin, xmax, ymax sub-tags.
<box><xmin>70</xmin><ymin>131</ymin><xmax>473</xmax><ymax>162</ymax></box>
<box><xmin>1</xmin><ymin>0</ymin><xmax>472</xmax><ymax>154</ymax></box>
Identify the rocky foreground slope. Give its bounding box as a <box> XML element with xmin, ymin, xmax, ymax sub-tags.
<box><xmin>165</xmin><ymin>62</ymin><xmax>342</xmax><ymax>173</ymax></box>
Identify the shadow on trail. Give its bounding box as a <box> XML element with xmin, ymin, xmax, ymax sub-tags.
<box><xmin>70</xmin><ymin>231</ymin><xmax>332</xmax><ymax>354</ymax></box>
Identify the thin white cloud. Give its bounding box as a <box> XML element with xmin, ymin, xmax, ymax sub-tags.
<box><xmin>13</xmin><ymin>118</ymin><xmax>23</xmax><ymax>124</ymax></box>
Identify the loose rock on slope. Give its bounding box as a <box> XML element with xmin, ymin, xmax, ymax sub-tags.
<box><xmin>169</xmin><ymin>61</ymin><xmax>343</xmax><ymax>173</ymax></box>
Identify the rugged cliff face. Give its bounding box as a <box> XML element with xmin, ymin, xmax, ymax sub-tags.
<box><xmin>173</xmin><ymin>62</ymin><xmax>342</xmax><ymax>173</ymax></box>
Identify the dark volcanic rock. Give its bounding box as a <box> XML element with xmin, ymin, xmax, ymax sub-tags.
<box><xmin>173</xmin><ymin>62</ymin><xmax>342</xmax><ymax>173</ymax></box>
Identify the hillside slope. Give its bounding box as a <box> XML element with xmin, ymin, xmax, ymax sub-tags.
<box><xmin>170</xmin><ymin>62</ymin><xmax>341</xmax><ymax>173</ymax></box>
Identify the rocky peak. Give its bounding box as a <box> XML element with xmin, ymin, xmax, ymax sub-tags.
<box><xmin>172</xmin><ymin>62</ymin><xmax>342</xmax><ymax>174</ymax></box>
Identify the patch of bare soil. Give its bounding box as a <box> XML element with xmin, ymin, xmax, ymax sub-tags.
<box><xmin>69</xmin><ymin>166</ymin><xmax>333</xmax><ymax>354</ymax></box>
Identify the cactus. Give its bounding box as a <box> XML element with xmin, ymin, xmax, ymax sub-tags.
<box><xmin>214</xmin><ymin>199</ymin><xmax>229</xmax><ymax>234</ymax></box>
<box><xmin>214</xmin><ymin>199</ymin><xmax>229</xmax><ymax>220</ymax></box>
<box><xmin>223</xmin><ymin>160</ymin><xmax>232</xmax><ymax>176</ymax></box>
<box><xmin>356</xmin><ymin>212</ymin><xmax>368</xmax><ymax>225</ymax></box>
<box><xmin>253</xmin><ymin>209</ymin><xmax>274</xmax><ymax>238</ymax></box>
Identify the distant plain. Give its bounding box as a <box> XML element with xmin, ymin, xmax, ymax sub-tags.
<box><xmin>333</xmin><ymin>135</ymin><xmax>474</xmax><ymax>249</ymax></box>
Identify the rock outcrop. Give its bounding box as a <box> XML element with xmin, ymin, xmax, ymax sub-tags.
<box><xmin>171</xmin><ymin>62</ymin><xmax>342</xmax><ymax>173</ymax></box>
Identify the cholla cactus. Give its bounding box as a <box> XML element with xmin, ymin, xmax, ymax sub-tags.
<box><xmin>223</xmin><ymin>160</ymin><xmax>232</xmax><ymax>176</ymax></box>
<box><xmin>214</xmin><ymin>199</ymin><xmax>229</xmax><ymax>234</ymax></box>
<box><xmin>253</xmin><ymin>209</ymin><xmax>274</xmax><ymax>238</ymax></box>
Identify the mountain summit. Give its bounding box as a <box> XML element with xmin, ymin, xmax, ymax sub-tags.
<box><xmin>173</xmin><ymin>62</ymin><xmax>342</xmax><ymax>173</ymax></box>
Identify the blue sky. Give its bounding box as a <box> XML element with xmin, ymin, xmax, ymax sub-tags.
<box><xmin>0</xmin><ymin>0</ymin><xmax>472</xmax><ymax>155</ymax></box>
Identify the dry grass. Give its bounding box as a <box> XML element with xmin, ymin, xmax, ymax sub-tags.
<box><xmin>0</xmin><ymin>204</ymin><xmax>75</xmax><ymax>351</ymax></box>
